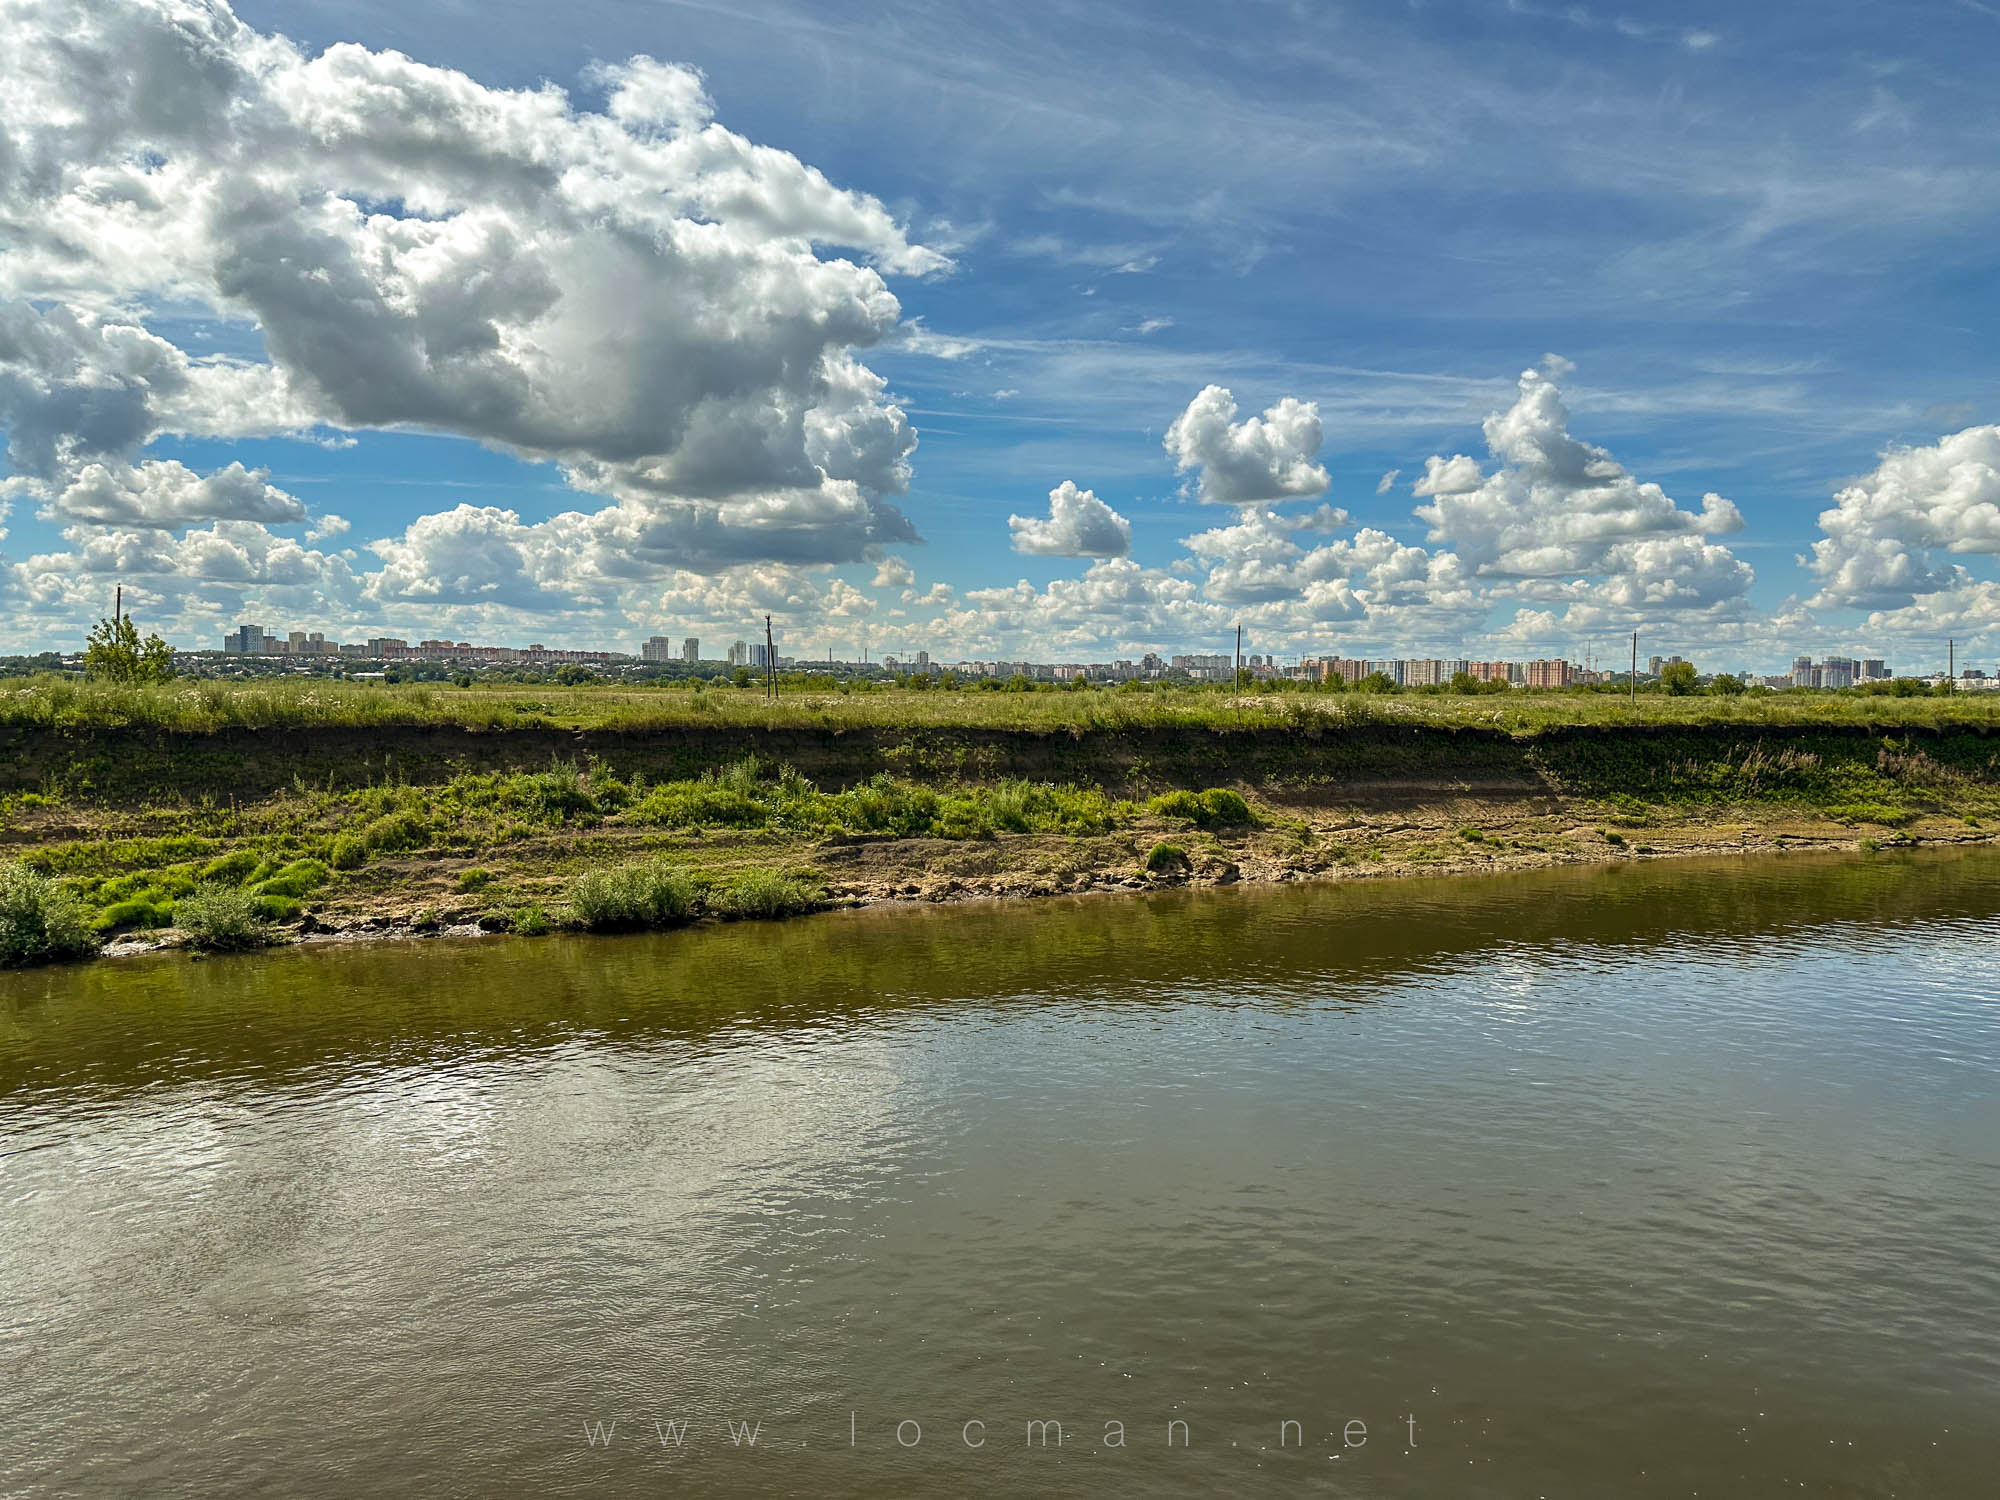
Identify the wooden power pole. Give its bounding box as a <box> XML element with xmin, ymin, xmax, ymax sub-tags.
<box><xmin>765</xmin><ymin>615</ymin><xmax>776</xmax><ymax>701</ymax></box>
<box><xmin>1630</xmin><ymin>631</ymin><xmax>1638</xmax><ymax>710</ymax></box>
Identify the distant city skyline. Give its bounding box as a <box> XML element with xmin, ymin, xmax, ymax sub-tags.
<box><xmin>84</xmin><ymin>617</ymin><xmax>1996</xmax><ymax>689</ymax></box>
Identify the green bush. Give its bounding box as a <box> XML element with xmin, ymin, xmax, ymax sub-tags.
<box><xmin>0</xmin><ymin>863</ymin><xmax>100</xmax><ymax>967</ymax></box>
<box><xmin>500</xmin><ymin>762</ymin><xmax>603</xmax><ymax>824</ymax></box>
<box><xmin>1150</xmin><ymin>787</ymin><xmax>1254</xmax><ymax>827</ymax></box>
<box><xmin>567</xmin><ymin>859</ymin><xmax>699</xmax><ymax>932</ymax></box>
<box><xmin>174</xmin><ymin>883</ymin><xmax>274</xmax><ymax>951</ymax></box>
<box><xmin>1198</xmin><ymin>788</ymin><xmax>1254</xmax><ymax>825</ymax></box>
<box><xmin>710</xmin><ymin>869</ymin><xmax>824</xmax><ymax>919</ymax></box>
<box><xmin>1144</xmin><ymin>841</ymin><xmax>1191</xmax><ymax>873</ymax></box>
<box><xmin>510</xmin><ymin>903</ymin><xmax>553</xmax><ymax>936</ymax></box>
<box><xmin>456</xmin><ymin>868</ymin><xmax>495</xmax><ymax>892</ymax></box>
<box><xmin>363</xmin><ymin>810</ymin><xmax>430</xmax><ymax>853</ymax></box>
<box><xmin>328</xmin><ymin>833</ymin><xmax>366</xmax><ymax>870</ymax></box>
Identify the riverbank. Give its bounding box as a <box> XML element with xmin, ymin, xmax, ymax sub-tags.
<box><xmin>1</xmin><ymin>706</ymin><xmax>1995</xmax><ymax>962</ymax></box>
<box><xmin>162</xmin><ymin>799</ymin><xmax>2000</xmax><ymax>955</ymax></box>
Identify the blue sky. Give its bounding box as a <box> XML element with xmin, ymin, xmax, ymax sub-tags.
<box><xmin>2</xmin><ymin>0</ymin><xmax>1997</xmax><ymax>669</ymax></box>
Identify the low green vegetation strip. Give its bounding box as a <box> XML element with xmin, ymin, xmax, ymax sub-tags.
<box><xmin>2</xmin><ymin>673</ymin><xmax>1997</xmax><ymax>739</ymax></box>
<box><xmin>0</xmin><ymin>756</ymin><xmax>1263</xmax><ymax>965</ymax></box>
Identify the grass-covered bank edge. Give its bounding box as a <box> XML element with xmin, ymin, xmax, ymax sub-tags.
<box><xmin>4</xmin><ymin>712</ymin><xmax>1999</xmax><ymax>969</ymax></box>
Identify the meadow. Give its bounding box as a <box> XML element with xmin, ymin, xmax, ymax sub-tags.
<box><xmin>1</xmin><ymin>671</ymin><xmax>1996</xmax><ymax>736</ymax></box>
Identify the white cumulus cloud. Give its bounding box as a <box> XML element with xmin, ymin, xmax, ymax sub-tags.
<box><xmin>1807</xmin><ymin>425</ymin><xmax>2000</xmax><ymax>609</ymax></box>
<box><xmin>1164</xmin><ymin>385</ymin><xmax>1330</xmax><ymax>505</ymax></box>
<box><xmin>1412</xmin><ymin>366</ymin><xmax>1747</xmax><ymax>590</ymax></box>
<box><xmin>1008</xmin><ymin>480</ymin><xmax>1132</xmax><ymax>557</ymax></box>
<box><xmin>0</xmin><ymin>0</ymin><xmax>949</xmax><ymax>585</ymax></box>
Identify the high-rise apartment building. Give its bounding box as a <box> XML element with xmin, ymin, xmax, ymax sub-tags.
<box><xmin>1525</xmin><ymin>659</ymin><xmax>1574</xmax><ymax>689</ymax></box>
<box><xmin>681</xmin><ymin>637</ymin><xmax>699</xmax><ymax>663</ymax></box>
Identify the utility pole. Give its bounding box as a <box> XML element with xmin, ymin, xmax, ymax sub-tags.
<box><xmin>1234</xmin><ymin>623</ymin><xmax>1242</xmax><ymax>716</ymax></box>
<box><xmin>114</xmin><ymin>584</ymin><xmax>122</xmax><ymax>629</ymax></box>
<box><xmin>765</xmin><ymin>614</ymin><xmax>776</xmax><ymax>701</ymax></box>
<box><xmin>1630</xmin><ymin>631</ymin><xmax>1638</xmax><ymax>710</ymax></box>
<box><xmin>1949</xmin><ymin>638</ymin><xmax>1955</xmax><ymax>683</ymax></box>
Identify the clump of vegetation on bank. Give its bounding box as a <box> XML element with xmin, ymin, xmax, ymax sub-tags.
<box><xmin>171</xmin><ymin>884</ymin><xmax>274</xmax><ymax>952</ymax></box>
<box><xmin>1148</xmin><ymin>788</ymin><xmax>1257</xmax><ymax>827</ymax></box>
<box><xmin>625</xmin><ymin>759</ymin><xmax>1131</xmax><ymax>839</ymax></box>
<box><xmin>0</xmin><ymin>862</ymin><xmax>100</xmax><ymax>967</ymax></box>
<box><xmin>564</xmin><ymin>858</ymin><xmax>823</xmax><ymax>932</ymax></box>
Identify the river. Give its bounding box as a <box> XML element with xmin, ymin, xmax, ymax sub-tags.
<box><xmin>3</xmin><ymin>849</ymin><xmax>1997</xmax><ymax>1496</ymax></box>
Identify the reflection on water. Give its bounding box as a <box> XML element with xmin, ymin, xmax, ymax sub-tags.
<box><xmin>3</xmin><ymin>848</ymin><xmax>1997</xmax><ymax>1497</ymax></box>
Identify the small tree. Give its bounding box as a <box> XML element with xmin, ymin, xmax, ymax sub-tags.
<box><xmin>1708</xmin><ymin>673</ymin><xmax>1745</xmax><ymax>696</ymax></box>
<box><xmin>83</xmin><ymin>613</ymin><xmax>174</xmax><ymax>684</ymax></box>
<box><xmin>1660</xmin><ymin>661</ymin><xmax>1699</xmax><ymax>696</ymax></box>
<box><xmin>1450</xmin><ymin>670</ymin><xmax>1481</xmax><ymax>695</ymax></box>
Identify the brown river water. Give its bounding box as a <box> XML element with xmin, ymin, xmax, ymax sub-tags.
<box><xmin>3</xmin><ymin>849</ymin><xmax>1997</xmax><ymax>1496</ymax></box>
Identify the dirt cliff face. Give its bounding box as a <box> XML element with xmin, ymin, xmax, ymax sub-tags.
<box><xmin>5</xmin><ymin>718</ymin><xmax>1993</xmax><ymax>809</ymax></box>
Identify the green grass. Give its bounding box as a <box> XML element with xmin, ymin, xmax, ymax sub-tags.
<box><xmin>3</xmin><ymin>673</ymin><xmax>1997</xmax><ymax>738</ymax></box>
<box><xmin>1144</xmin><ymin>841</ymin><xmax>1192</xmax><ymax>873</ymax></box>
<box><xmin>624</xmin><ymin>762</ymin><xmax>1132</xmax><ymax>840</ymax></box>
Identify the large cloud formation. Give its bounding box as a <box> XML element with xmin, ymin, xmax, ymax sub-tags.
<box><xmin>1413</xmin><ymin>366</ymin><xmax>1746</xmax><ymax>579</ymax></box>
<box><xmin>0</xmin><ymin>0</ymin><xmax>947</xmax><ymax>605</ymax></box>
<box><xmin>1807</xmin><ymin>426</ymin><xmax>2000</xmax><ymax>609</ymax></box>
<box><xmin>1164</xmin><ymin>385</ymin><xmax>1330</xmax><ymax>505</ymax></box>
<box><xmin>1008</xmin><ymin>481</ymin><xmax>1132</xmax><ymax>557</ymax></box>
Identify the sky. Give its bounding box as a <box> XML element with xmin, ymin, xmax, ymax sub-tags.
<box><xmin>2</xmin><ymin>0</ymin><xmax>1998</xmax><ymax>671</ymax></box>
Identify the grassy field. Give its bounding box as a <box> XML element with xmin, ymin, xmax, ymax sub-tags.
<box><xmin>1</xmin><ymin>672</ymin><xmax>1997</xmax><ymax>736</ymax></box>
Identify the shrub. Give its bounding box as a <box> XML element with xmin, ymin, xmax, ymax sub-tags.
<box><xmin>456</xmin><ymin>868</ymin><xmax>495</xmax><ymax>892</ymax></box>
<box><xmin>174</xmin><ymin>883</ymin><xmax>273</xmax><ymax>951</ymax></box>
<box><xmin>0</xmin><ymin>863</ymin><xmax>100</xmax><ymax>967</ymax></box>
<box><xmin>1144</xmin><ymin>841</ymin><xmax>1191</xmax><ymax>873</ymax></box>
<box><xmin>363</xmin><ymin>810</ymin><xmax>429</xmax><ymax>853</ymax></box>
<box><xmin>710</xmin><ymin>869</ymin><xmax>824</xmax><ymax>919</ymax></box>
<box><xmin>328</xmin><ymin>833</ymin><xmax>366</xmax><ymax>870</ymax></box>
<box><xmin>1150</xmin><ymin>788</ymin><xmax>1254</xmax><ymax>827</ymax></box>
<box><xmin>500</xmin><ymin>762</ymin><xmax>602</xmax><ymax>824</ymax></box>
<box><xmin>567</xmin><ymin>859</ymin><xmax>699</xmax><ymax>932</ymax></box>
<box><xmin>1198</xmin><ymin>788</ymin><xmax>1254</xmax><ymax>826</ymax></box>
<box><xmin>510</xmin><ymin>904</ymin><xmax>553</xmax><ymax>936</ymax></box>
